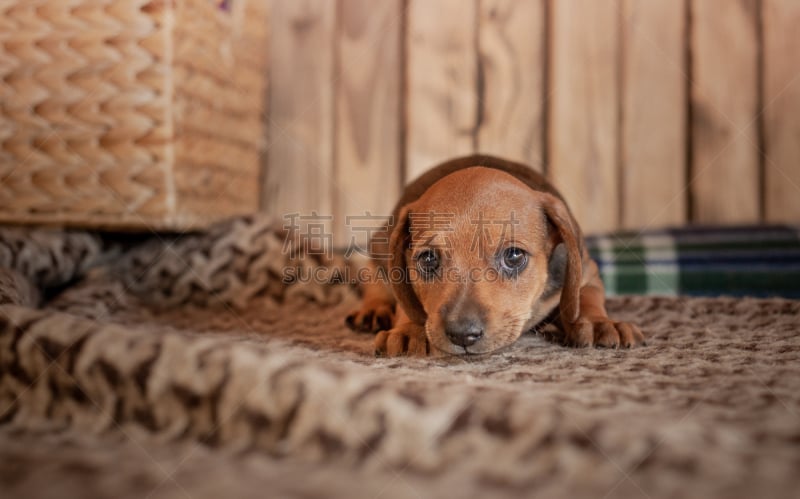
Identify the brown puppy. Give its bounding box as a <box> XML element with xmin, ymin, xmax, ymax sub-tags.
<box><xmin>346</xmin><ymin>154</ymin><xmax>644</xmax><ymax>356</ymax></box>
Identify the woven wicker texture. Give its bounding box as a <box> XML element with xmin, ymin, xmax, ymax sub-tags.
<box><xmin>0</xmin><ymin>0</ymin><xmax>268</xmax><ymax>229</ymax></box>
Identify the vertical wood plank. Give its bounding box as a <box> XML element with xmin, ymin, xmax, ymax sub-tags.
<box><xmin>763</xmin><ymin>0</ymin><xmax>800</xmax><ymax>223</ymax></box>
<box><xmin>621</xmin><ymin>0</ymin><xmax>686</xmax><ymax>229</ymax></box>
<box><xmin>335</xmin><ymin>0</ymin><xmax>402</xmax><ymax>246</ymax></box>
<box><xmin>406</xmin><ymin>0</ymin><xmax>477</xmax><ymax>181</ymax></box>
<box><xmin>477</xmin><ymin>0</ymin><xmax>546</xmax><ymax>170</ymax></box>
<box><xmin>263</xmin><ymin>0</ymin><xmax>335</xmax><ymax>220</ymax></box>
<box><xmin>690</xmin><ymin>0</ymin><xmax>759</xmax><ymax>223</ymax></box>
<box><xmin>549</xmin><ymin>0</ymin><xmax>620</xmax><ymax>232</ymax></box>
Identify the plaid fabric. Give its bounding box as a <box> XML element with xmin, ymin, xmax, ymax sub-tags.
<box><xmin>585</xmin><ymin>225</ymin><xmax>800</xmax><ymax>298</ymax></box>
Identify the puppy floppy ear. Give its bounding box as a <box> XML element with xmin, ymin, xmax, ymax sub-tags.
<box><xmin>540</xmin><ymin>193</ymin><xmax>583</xmax><ymax>326</ymax></box>
<box><xmin>388</xmin><ymin>203</ymin><xmax>427</xmax><ymax>324</ymax></box>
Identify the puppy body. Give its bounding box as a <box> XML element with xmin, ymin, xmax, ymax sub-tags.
<box><xmin>347</xmin><ymin>155</ymin><xmax>644</xmax><ymax>356</ymax></box>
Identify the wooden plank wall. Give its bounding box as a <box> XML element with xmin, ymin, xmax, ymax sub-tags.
<box><xmin>690</xmin><ymin>0</ymin><xmax>760</xmax><ymax>223</ymax></box>
<box><xmin>477</xmin><ymin>0</ymin><xmax>546</xmax><ymax>170</ymax></box>
<box><xmin>335</xmin><ymin>0</ymin><xmax>403</xmax><ymax>237</ymax></box>
<box><xmin>620</xmin><ymin>0</ymin><xmax>686</xmax><ymax>229</ymax></box>
<box><xmin>264</xmin><ymin>0</ymin><xmax>335</xmax><ymax>220</ymax></box>
<box><xmin>406</xmin><ymin>0</ymin><xmax>476</xmax><ymax>180</ymax></box>
<box><xmin>763</xmin><ymin>0</ymin><xmax>800</xmax><ymax>223</ymax></box>
<box><xmin>263</xmin><ymin>0</ymin><xmax>800</xmax><ymax>244</ymax></box>
<box><xmin>549</xmin><ymin>0</ymin><xmax>620</xmax><ymax>232</ymax></box>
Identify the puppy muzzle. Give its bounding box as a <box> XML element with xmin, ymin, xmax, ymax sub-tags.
<box><xmin>443</xmin><ymin>317</ymin><xmax>484</xmax><ymax>348</ymax></box>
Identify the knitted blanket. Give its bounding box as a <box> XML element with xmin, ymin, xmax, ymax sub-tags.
<box><xmin>1</xmin><ymin>216</ymin><xmax>798</xmax><ymax>499</ymax></box>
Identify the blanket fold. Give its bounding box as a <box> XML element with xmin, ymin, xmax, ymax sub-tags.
<box><xmin>1</xmin><ymin>215</ymin><xmax>799</xmax><ymax>499</ymax></box>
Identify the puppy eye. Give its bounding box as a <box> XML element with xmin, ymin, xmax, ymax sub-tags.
<box><xmin>416</xmin><ymin>249</ymin><xmax>440</xmax><ymax>278</ymax></box>
<box><xmin>500</xmin><ymin>247</ymin><xmax>528</xmax><ymax>275</ymax></box>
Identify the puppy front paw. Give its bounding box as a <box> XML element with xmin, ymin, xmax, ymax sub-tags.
<box><xmin>374</xmin><ymin>323</ymin><xmax>428</xmax><ymax>357</ymax></box>
<box><xmin>565</xmin><ymin>316</ymin><xmax>645</xmax><ymax>348</ymax></box>
<box><xmin>345</xmin><ymin>301</ymin><xmax>394</xmax><ymax>333</ymax></box>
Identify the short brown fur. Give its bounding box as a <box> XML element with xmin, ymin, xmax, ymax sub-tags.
<box><xmin>346</xmin><ymin>154</ymin><xmax>645</xmax><ymax>356</ymax></box>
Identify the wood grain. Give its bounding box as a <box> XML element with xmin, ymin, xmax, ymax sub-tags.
<box><xmin>259</xmin><ymin>1</ymin><xmax>795</xmax><ymax>231</ymax></box>
<box><xmin>477</xmin><ymin>0</ymin><xmax>546</xmax><ymax>170</ymax></box>
<box><xmin>263</xmin><ymin>0</ymin><xmax>335</xmax><ymax>221</ymax></box>
<box><xmin>334</xmin><ymin>0</ymin><xmax>402</xmax><ymax>246</ymax></box>
<box><xmin>549</xmin><ymin>0</ymin><xmax>620</xmax><ymax>232</ymax></box>
<box><xmin>406</xmin><ymin>0</ymin><xmax>478</xmax><ymax>181</ymax></box>
<box><xmin>621</xmin><ymin>0</ymin><xmax>686</xmax><ymax>229</ymax></box>
<box><xmin>763</xmin><ymin>0</ymin><xmax>800</xmax><ymax>223</ymax></box>
<box><xmin>690</xmin><ymin>0</ymin><xmax>759</xmax><ymax>223</ymax></box>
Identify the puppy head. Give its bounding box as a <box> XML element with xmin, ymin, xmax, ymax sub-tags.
<box><xmin>389</xmin><ymin>167</ymin><xmax>582</xmax><ymax>355</ymax></box>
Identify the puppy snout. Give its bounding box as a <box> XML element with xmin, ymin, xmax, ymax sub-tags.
<box><xmin>444</xmin><ymin>317</ymin><xmax>484</xmax><ymax>348</ymax></box>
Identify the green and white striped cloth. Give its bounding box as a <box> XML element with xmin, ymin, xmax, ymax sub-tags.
<box><xmin>585</xmin><ymin>225</ymin><xmax>800</xmax><ymax>298</ymax></box>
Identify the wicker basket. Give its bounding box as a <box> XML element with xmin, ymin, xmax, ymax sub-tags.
<box><xmin>0</xmin><ymin>0</ymin><xmax>268</xmax><ymax>230</ymax></box>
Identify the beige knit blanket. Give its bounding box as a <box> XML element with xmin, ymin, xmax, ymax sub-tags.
<box><xmin>1</xmin><ymin>215</ymin><xmax>798</xmax><ymax>499</ymax></box>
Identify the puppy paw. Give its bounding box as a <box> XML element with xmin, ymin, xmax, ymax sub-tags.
<box><xmin>345</xmin><ymin>301</ymin><xmax>394</xmax><ymax>333</ymax></box>
<box><xmin>565</xmin><ymin>316</ymin><xmax>645</xmax><ymax>348</ymax></box>
<box><xmin>374</xmin><ymin>323</ymin><xmax>428</xmax><ymax>357</ymax></box>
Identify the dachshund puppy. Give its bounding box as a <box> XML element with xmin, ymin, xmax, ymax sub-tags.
<box><xmin>346</xmin><ymin>154</ymin><xmax>645</xmax><ymax>356</ymax></box>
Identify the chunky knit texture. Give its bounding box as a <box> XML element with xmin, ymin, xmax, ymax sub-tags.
<box><xmin>1</xmin><ymin>216</ymin><xmax>798</xmax><ymax>499</ymax></box>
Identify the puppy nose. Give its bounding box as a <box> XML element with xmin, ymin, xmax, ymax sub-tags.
<box><xmin>444</xmin><ymin>318</ymin><xmax>484</xmax><ymax>347</ymax></box>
